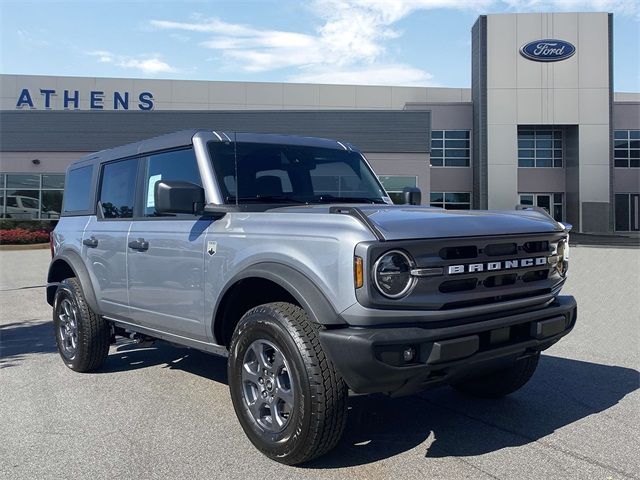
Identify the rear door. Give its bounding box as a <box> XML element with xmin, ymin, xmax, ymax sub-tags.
<box><xmin>127</xmin><ymin>148</ymin><xmax>208</xmax><ymax>341</ymax></box>
<box><xmin>84</xmin><ymin>157</ymin><xmax>139</xmax><ymax>320</ymax></box>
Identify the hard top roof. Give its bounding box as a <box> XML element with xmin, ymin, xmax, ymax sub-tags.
<box><xmin>69</xmin><ymin>129</ymin><xmax>354</xmax><ymax>169</ymax></box>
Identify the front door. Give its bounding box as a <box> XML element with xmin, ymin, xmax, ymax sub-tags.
<box><xmin>126</xmin><ymin>148</ymin><xmax>208</xmax><ymax>341</ymax></box>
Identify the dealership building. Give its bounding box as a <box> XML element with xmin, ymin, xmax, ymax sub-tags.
<box><xmin>0</xmin><ymin>11</ymin><xmax>638</xmax><ymax>232</ymax></box>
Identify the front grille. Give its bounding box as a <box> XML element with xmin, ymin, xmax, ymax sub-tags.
<box><xmin>440</xmin><ymin>288</ymin><xmax>552</xmax><ymax>310</ymax></box>
<box><xmin>523</xmin><ymin>241</ymin><xmax>549</xmax><ymax>253</ymax></box>
<box><xmin>439</xmin><ymin>278</ymin><xmax>477</xmax><ymax>293</ymax></box>
<box><xmin>439</xmin><ymin>245</ymin><xmax>477</xmax><ymax>260</ymax></box>
<box><xmin>485</xmin><ymin>243</ymin><xmax>517</xmax><ymax>256</ymax></box>
<box><xmin>483</xmin><ymin>273</ymin><xmax>517</xmax><ymax>288</ymax></box>
<box><xmin>362</xmin><ymin>231</ymin><xmax>567</xmax><ymax>312</ymax></box>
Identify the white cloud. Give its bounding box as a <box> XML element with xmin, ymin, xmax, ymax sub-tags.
<box><xmin>291</xmin><ymin>64</ymin><xmax>435</xmax><ymax>86</ymax></box>
<box><xmin>148</xmin><ymin>0</ymin><xmax>638</xmax><ymax>85</ymax></box>
<box><xmin>85</xmin><ymin>50</ymin><xmax>176</xmax><ymax>74</ymax></box>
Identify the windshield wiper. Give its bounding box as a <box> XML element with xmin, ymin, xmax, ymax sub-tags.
<box><xmin>228</xmin><ymin>195</ymin><xmax>307</xmax><ymax>204</ymax></box>
<box><xmin>316</xmin><ymin>195</ymin><xmax>385</xmax><ymax>204</ymax></box>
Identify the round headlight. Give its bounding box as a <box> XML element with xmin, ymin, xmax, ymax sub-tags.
<box><xmin>556</xmin><ymin>238</ymin><xmax>569</xmax><ymax>276</ymax></box>
<box><xmin>373</xmin><ymin>250</ymin><xmax>415</xmax><ymax>298</ymax></box>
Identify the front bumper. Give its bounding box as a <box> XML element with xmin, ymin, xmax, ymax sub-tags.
<box><xmin>319</xmin><ymin>295</ymin><xmax>577</xmax><ymax>396</ymax></box>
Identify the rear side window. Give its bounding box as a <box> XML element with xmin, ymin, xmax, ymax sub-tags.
<box><xmin>143</xmin><ymin>148</ymin><xmax>201</xmax><ymax>217</ymax></box>
<box><xmin>99</xmin><ymin>158</ymin><xmax>138</xmax><ymax>218</ymax></box>
<box><xmin>63</xmin><ymin>165</ymin><xmax>93</xmax><ymax>213</ymax></box>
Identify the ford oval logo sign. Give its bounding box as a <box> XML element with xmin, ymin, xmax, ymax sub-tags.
<box><xmin>520</xmin><ymin>39</ymin><xmax>576</xmax><ymax>62</ymax></box>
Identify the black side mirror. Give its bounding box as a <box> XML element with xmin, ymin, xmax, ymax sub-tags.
<box><xmin>155</xmin><ymin>180</ymin><xmax>205</xmax><ymax>215</ymax></box>
<box><xmin>402</xmin><ymin>187</ymin><xmax>422</xmax><ymax>205</ymax></box>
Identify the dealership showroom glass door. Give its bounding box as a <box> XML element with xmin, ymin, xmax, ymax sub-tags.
<box><xmin>615</xmin><ymin>194</ymin><xmax>640</xmax><ymax>231</ymax></box>
<box><xmin>519</xmin><ymin>193</ymin><xmax>563</xmax><ymax>222</ymax></box>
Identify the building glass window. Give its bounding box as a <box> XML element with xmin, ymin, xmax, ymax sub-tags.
<box><xmin>430</xmin><ymin>130</ymin><xmax>470</xmax><ymax>167</ymax></box>
<box><xmin>0</xmin><ymin>173</ymin><xmax>65</xmax><ymax>219</ymax></box>
<box><xmin>430</xmin><ymin>192</ymin><xmax>471</xmax><ymax>210</ymax></box>
<box><xmin>615</xmin><ymin>193</ymin><xmax>639</xmax><ymax>231</ymax></box>
<box><xmin>378</xmin><ymin>175</ymin><xmax>418</xmax><ymax>204</ymax></box>
<box><xmin>614</xmin><ymin>130</ymin><xmax>640</xmax><ymax>168</ymax></box>
<box><xmin>519</xmin><ymin>193</ymin><xmax>564</xmax><ymax>222</ymax></box>
<box><xmin>518</xmin><ymin>127</ymin><xmax>563</xmax><ymax>168</ymax></box>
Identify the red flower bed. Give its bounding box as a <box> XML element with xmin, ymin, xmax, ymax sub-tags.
<box><xmin>0</xmin><ymin>228</ymin><xmax>50</xmax><ymax>245</ymax></box>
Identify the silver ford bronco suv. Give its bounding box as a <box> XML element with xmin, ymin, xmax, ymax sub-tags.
<box><xmin>47</xmin><ymin>130</ymin><xmax>576</xmax><ymax>465</ymax></box>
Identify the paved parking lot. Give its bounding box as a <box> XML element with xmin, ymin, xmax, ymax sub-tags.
<box><xmin>1</xmin><ymin>246</ymin><xmax>639</xmax><ymax>480</ymax></box>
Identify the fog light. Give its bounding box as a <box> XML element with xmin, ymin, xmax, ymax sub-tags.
<box><xmin>402</xmin><ymin>347</ymin><xmax>416</xmax><ymax>362</ymax></box>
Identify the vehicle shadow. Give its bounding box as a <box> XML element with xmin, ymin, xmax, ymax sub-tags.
<box><xmin>101</xmin><ymin>340</ymin><xmax>638</xmax><ymax>469</ymax></box>
<box><xmin>0</xmin><ymin>320</ymin><xmax>57</xmax><ymax>368</ymax></box>
<box><xmin>2</xmin><ymin>321</ymin><xmax>637</xmax><ymax>469</ymax></box>
<box><xmin>307</xmin><ymin>355</ymin><xmax>639</xmax><ymax>468</ymax></box>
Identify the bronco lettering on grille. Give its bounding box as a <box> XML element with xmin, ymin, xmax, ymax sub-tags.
<box><xmin>448</xmin><ymin>257</ymin><xmax>548</xmax><ymax>275</ymax></box>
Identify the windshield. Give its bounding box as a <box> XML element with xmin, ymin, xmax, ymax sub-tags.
<box><xmin>208</xmin><ymin>141</ymin><xmax>388</xmax><ymax>204</ymax></box>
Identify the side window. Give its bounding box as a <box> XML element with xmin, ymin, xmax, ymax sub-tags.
<box><xmin>144</xmin><ymin>148</ymin><xmax>201</xmax><ymax>217</ymax></box>
<box><xmin>63</xmin><ymin>165</ymin><xmax>93</xmax><ymax>213</ymax></box>
<box><xmin>99</xmin><ymin>159</ymin><xmax>138</xmax><ymax>219</ymax></box>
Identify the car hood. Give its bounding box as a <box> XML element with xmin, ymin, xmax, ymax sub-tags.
<box><xmin>274</xmin><ymin>205</ymin><xmax>564</xmax><ymax>240</ymax></box>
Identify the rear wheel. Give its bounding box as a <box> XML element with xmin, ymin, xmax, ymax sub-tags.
<box><xmin>452</xmin><ymin>353</ymin><xmax>540</xmax><ymax>398</ymax></box>
<box><xmin>228</xmin><ymin>302</ymin><xmax>348</xmax><ymax>465</ymax></box>
<box><xmin>53</xmin><ymin>277</ymin><xmax>110</xmax><ymax>372</ymax></box>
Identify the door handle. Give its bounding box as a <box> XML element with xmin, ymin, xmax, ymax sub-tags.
<box><xmin>83</xmin><ymin>236</ymin><xmax>99</xmax><ymax>248</ymax></box>
<box><xmin>128</xmin><ymin>238</ymin><xmax>149</xmax><ymax>252</ymax></box>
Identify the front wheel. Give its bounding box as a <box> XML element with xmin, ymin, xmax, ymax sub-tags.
<box><xmin>452</xmin><ymin>353</ymin><xmax>540</xmax><ymax>398</ymax></box>
<box><xmin>228</xmin><ymin>302</ymin><xmax>348</xmax><ymax>465</ymax></box>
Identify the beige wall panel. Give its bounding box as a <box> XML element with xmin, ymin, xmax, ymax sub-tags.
<box><xmin>517</xmin><ymin>89</ymin><xmax>543</xmax><ymax>124</ymax></box>
<box><xmin>488</xmin><ymin>164</ymin><xmax>518</xmax><ymax>209</ymax></box>
<box><xmin>579</xmin><ymin>164</ymin><xmax>610</xmax><ymax>202</ymax></box>
<box><xmin>579</xmin><ymin>124</ymin><xmax>610</xmax><ymax>166</ymax></box>
<box><xmin>552</xmin><ymin>89</ymin><xmax>579</xmax><ymax>124</ymax></box>
<box><xmin>356</xmin><ymin>86</ymin><xmax>392</xmax><ymax>108</ymax></box>
<box><xmin>578</xmin><ymin>88</ymin><xmax>610</xmax><ymax>124</ymax></box>
<box><xmin>578</xmin><ymin>13</ymin><xmax>609</xmax><ymax>89</ymax></box>
<box><xmin>318</xmin><ymin>84</ymin><xmax>356</xmax><ymax>107</ymax></box>
<box><xmin>209</xmin><ymin>82</ymin><xmax>247</xmax><ymax>105</ymax></box>
<box><xmin>487</xmin><ymin>15</ymin><xmax>517</xmax><ymax>88</ymax></box>
<box><xmin>246</xmin><ymin>83</ymin><xmax>284</xmax><ymax>106</ymax></box>
<box><xmin>283</xmin><ymin>83</ymin><xmax>320</xmax><ymax>107</ymax></box>
<box><xmin>488</xmin><ymin>89</ymin><xmax>517</xmax><ymax>125</ymax></box>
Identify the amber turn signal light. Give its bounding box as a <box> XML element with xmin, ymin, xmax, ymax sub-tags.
<box><xmin>354</xmin><ymin>256</ymin><xmax>364</xmax><ymax>289</ymax></box>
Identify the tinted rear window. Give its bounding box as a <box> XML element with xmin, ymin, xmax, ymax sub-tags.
<box><xmin>63</xmin><ymin>165</ymin><xmax>93</xmax><ymax>213</ymax></box>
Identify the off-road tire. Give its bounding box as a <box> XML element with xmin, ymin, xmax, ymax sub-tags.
<box><xmin>53</xmin><ymin>277</ymin><xmax>110</xmax><ymax>372</ymax></box>
<box><xmin>228</xmin><ymin>302</ymin><xmax>348</xmax><ymax>465</ymax></box>
<box><xmin>452</xmin><ymin>353</ymin><xmax>540</xmax><ymax>398</ymax></box>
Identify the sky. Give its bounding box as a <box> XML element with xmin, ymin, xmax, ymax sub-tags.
<box><xmin>1</xmin><ymin>0</ymin><xmax>639</xmax><ymax>91</ymax></box>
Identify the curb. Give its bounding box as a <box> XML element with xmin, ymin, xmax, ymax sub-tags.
<box><xmin>0</xmin><ymin>243</ymin><xmax>50</xmax><ymax>251</ymax></box>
